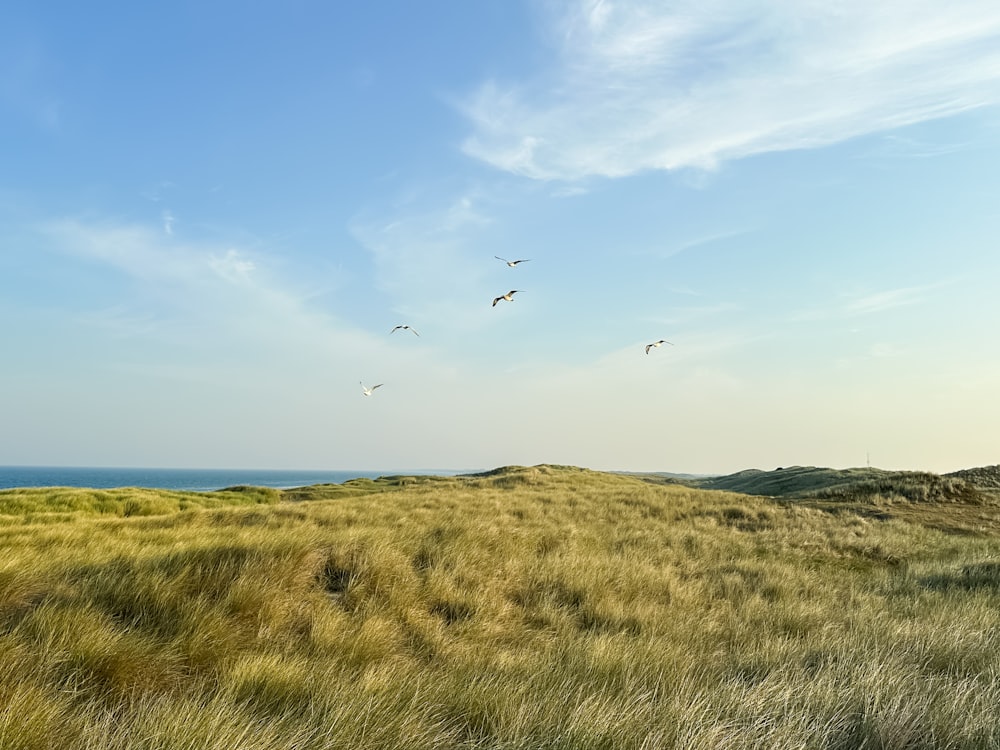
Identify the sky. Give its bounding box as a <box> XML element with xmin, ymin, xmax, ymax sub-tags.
<box><xmin>2</xmin><ymin>0</ymin><xmax>999</xmax><ymax>475</ymax></box>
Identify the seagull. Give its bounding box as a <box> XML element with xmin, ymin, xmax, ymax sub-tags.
<box><xmin>495</xmin><ymin>256</ymin><xmax>530</xmax><ymax>267</ymax></box>
<box><xmin>390</xmin><ymin>325</ymin><xmax>420</xmax><ymax>336</ymax></box>
<box><xmin>360</xmin><ymin>381</ymin><xmax>383</xmax><ymax>396</ymax></box>
<box><xmin>645</xmin><ymin>340</ymin><xmax>673</xmax><ymax>354</ymax></box>
<box><xmin>492</xmin><ymin>290</ymin><xmax>523</xmax><ymax>307</ymax></box>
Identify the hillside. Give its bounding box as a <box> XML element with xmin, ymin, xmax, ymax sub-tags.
<box><xmin>1</xmin><ymin>464</ymin><xmax>1000</xmax><ymax>748</ymax></box>
<box><xmin>693</xmin><ymin>465</ymin><xmax>892</xmax><ymax>496</ymax></box>
<box><xmin>679</xmin><ymin>464</ymin><xmax>994</xmax><ymax>506</ymax></box>
<box><xmin>947</xmin><ymin>464</ymin><xmax>1000</xmax><ymax>491</ymax></box>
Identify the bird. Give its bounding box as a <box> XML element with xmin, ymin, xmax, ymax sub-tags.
<box><xmin>495</xmin><ymin>256</ymin><xmax>530</xmax><ymax>267</ymax></box>
<box><xmin>360</xmin><ymin>381</ymin><xmax>383</xmax><ymax>396</ymax></box>
<box><xmin>492</xmin><ymin>290</ymin><xmax>523</xmax><ymax>307</ymax></box>
<box><xmin>645</xmin><ymin>340</ymin><xmax>673</xmax><ymax>354</ymax></box>
<box><xmin>390</xmin><ymin>325</ymin><xmax>420</xmax><ymax>336</ymax></box>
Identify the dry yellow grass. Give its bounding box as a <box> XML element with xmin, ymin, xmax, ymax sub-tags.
<box><xmin>1</xmin><ymin>465</ymin><xmax>998</xmax><ymax>748</ymax></box>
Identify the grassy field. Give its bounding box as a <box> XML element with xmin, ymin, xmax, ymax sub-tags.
<box><xmin>1</xmin><ymin>465</ymin><xmax>999</xmax><ymax>749</ymax></box>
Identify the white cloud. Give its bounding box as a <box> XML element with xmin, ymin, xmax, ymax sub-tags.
<box><xmin>44</xmin><ymin>219</ymin><xmax>204</xmax><ymax>285</ymax></box>
<box><xmin>667</xmin><ymin>228</ymin><xmax>753</xmax><ymax>258</ymax></box>
<box><xmin>39</xmin><ymin>219</ymin><xmax>335</xmax><ymax>350</ymax></box>
<box><xmin>35</xmin><ymin>218</ymin><xmax>489</xmax><ymax>390</ymax></box>
<box><xmin>792</xmin><ymin>281</ymin><xmax>950</xmax><ymax>321</ymax></box>
<box><xmin>460</xmin><ymin>0</ymin><xmax>1000</xmax><ymax>179</ymax></box>
<box><xmin>844</xmin><ymin>287</ymin><xmax>925</xmax><ymax>316</ymax></box>
<box><xmin>209</xmin><ymin>248</ymin><xmax>256</xmax><ymax>284</ymax></box>
<box><xmin>550</xmin><ymin>184</ymin><xmax>589</xmax><ymax>197</ymax></box>
<box><xmin>862</xmin><ymin>133</ymin><xmax>975</xmax><ymax>159</ymax></box>
<box><xmin>38</xmin><ymin>222</ymin><xmax>297</xmax><ymax>305</ymax></box>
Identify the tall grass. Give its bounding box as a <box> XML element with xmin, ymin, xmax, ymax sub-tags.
<box><xmin>0</xmin><ymin>485</ymin><xmax>280</xmax><ymax>519</ymax></box>
<box><xmin>1</xmin><ymin>465</ymin><xmax>999</xmax><ymax>748</ymax></box>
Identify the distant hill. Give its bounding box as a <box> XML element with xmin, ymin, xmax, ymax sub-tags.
<box><xmin>613</xmin><ymin>470</ymin><xmax>714</xmax><ymax>486</ymax></box>
<box><xmin>946</xmin><ymin>465</ymin><xmax>1000</xmax><ymax>491</ymax></box>
<box><xmin>693</xmin><ymin>466</ymin><xmax>890</xmax><ymax>496</ymax></box>
<box><xmin>664</xmin><ymin>464</ymin><xmax>996</xmax><ymax>505</ymax></box>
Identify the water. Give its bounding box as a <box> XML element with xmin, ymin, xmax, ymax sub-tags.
<box><xmin>0</xmin><ymin>466</ymin><xmax>466</xmax><ymax>492</ymax></box>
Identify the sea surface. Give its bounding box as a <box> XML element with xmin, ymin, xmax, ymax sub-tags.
<box><xmin>0</xmin><ymin>466</ymin><xmax>467</xmax><ymax>492</ymax></box>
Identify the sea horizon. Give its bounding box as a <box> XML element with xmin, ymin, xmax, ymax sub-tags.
<box><xmin>0</xmin><ymin>465</ymin><xmax>475</xmax><ymax>492</ymax></box>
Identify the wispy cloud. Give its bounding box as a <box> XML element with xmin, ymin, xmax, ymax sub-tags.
<box><xmin>350</xmin><ymin>189</ymin><xmax>500</xmax><ymax>330</ymax></box>
<box><xmin>141</xmin><ymin>181</ymin><xmax>176</xmax><ymax>202</ymax></box>
<box><xmin>665</xmin><ymin>228</ymin><xmax>753</xmax><ymax>258</ymax></box>
<box><xmin>209</xmin><ymin>248</ymin><xmax>256</xmax><ymax>284</ymax></box>
<box><xmin>861</xmin><ymin>133</ymin><xmax>976</xmax><ymax>160</ymax></box>
<box><xmin>37</xmin><ymin>219</ymin><xmax>341</xmax><ymax>353</ymax></box>
<box><xmin>29</xmin><ymin>217</ymin><xmax>486</xmax><ymax>422</ymax></box>
<box><xmin>460</xmin><ymin>0</ymin><xmax>1000</xmax><ymax>180</ymax></box>
<box><xmin>44</xmin><ymin>219</ymin><xmax>253</xmax><ymax>290</ymax></box>
<box><xmin>550</xmin><ymin>184</ymin><xmax>590</xmax><ymax>198</ymax></box>
<box><xmin>843</xmin><ymin>285</ymin><xmax>940</xmax><ymax>316</ymax></box>
<box><xmin>641</xmin><ymin>301</ymin><xmax>742</xmax><ymax>327</ymax></box>
<box><xmin>793</xmin><ymin>281</ymin><xmax>948</xmax><ymax>321</ymax></box>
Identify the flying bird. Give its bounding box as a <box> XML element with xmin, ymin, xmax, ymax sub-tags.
<box><xmin>495</xmin><ymin>256</ymin><xmax>530</xmax><ymax>267</ymax></box>
<box><xmin>390</xmin><ymin>325</ymin><xmax>420</xmax><ymax>336</ymax></box>
<box><xmin>360</xmin><ymin>381</ymin><xmax>383</xmax><ymax>397</ymax></box>
<box><xmin>645</xmin><ymin>340</ymin><xmax>673</xmax><ymax>354</ymax></box>
<box><xmin>492</xmin><ymin>290</ymin><xmax>523</xmax><ymax>307</ymax></box>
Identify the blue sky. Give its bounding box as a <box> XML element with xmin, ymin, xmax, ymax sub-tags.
<box><xmin>2</xmin><ymin>0</ymin><xmax>999</xmax><ymax>474</ymax></box>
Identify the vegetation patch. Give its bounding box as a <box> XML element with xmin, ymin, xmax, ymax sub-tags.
<box><xmin>0</xmin><ymin>485</ymin><xmax>280</xmax><ymax>518</ymax></box>
<box><xmin>1</xmin><ymin>465</ymin><xmax>999</xmax><ymax>748</ymax></box>
<box><xmin>688</xmin><ymin>465</ymin><xmax>993</xmax><ymax>506</ymax></box>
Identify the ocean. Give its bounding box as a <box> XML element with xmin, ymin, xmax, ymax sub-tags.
<box><xmin>0</xmin><ymin>466</ymin><xmax>467</xmax><ymax>492</ymax></box>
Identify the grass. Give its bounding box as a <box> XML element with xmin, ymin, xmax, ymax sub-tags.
<box><xmin>690</xmin><ymin>465</ymin><xmax>995</xmax><ymax>506</ymax></box>
<box><xmin>0</xmin><ymin>485</ymin><xmax>280</xmax><ymax>519</ymax></box>
<box><xmin>1</xmin><ymin>465</ymin><xmax>999</xmax><ymax>748</ymax></box>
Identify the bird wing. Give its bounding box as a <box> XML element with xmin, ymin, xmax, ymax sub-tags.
<box><xmin>645</xmin><ymin>344</ymin><xmax>652</xmax><ymax>354</ymax></box>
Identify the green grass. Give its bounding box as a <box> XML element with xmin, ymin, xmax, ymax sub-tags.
<box><xmin>1</xmin><ymin>465</ymin><xmax>999</xmax><ymax>748</ymax></box>
<box><xmin>691</xmin><ymin>465</ymin><xmax>994</xmax><ymax>505</ymax></box>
